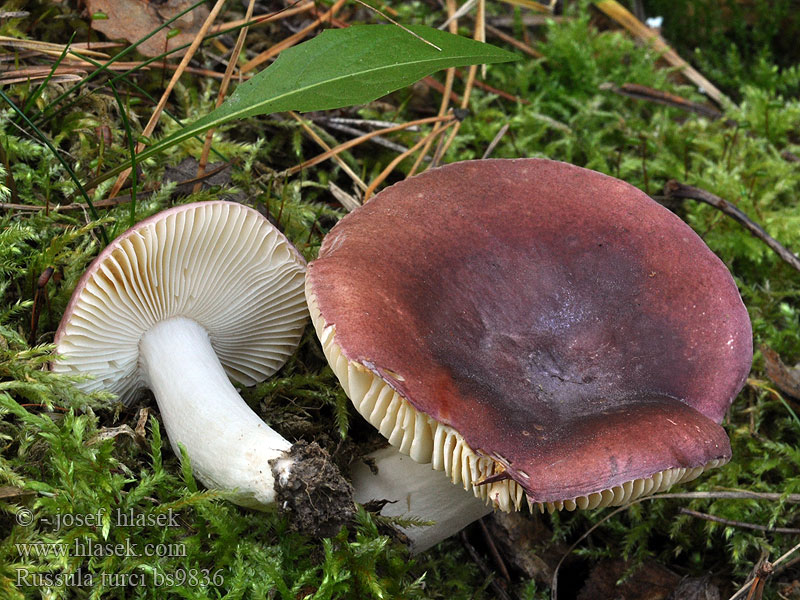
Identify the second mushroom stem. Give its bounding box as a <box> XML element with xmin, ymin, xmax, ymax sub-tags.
<box><xmin>139</xmin><ymin>316</ymin><xmax>493</xmax><ymax>548</ymax></box>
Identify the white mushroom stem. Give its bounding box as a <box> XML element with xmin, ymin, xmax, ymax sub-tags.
<box><xmin>351</xmin><ymin>446</ymin><xmax>493</xmax><ymax>553</ymax></box>
<box><xmin>139</xmin><ymin>316</ymin><xmax>292</xmax><ymax>508</ymax></box>
<box><xmin>138</xmin><ymin>315</ymin><xmax>490</xmax><ymax>539</ymax></box>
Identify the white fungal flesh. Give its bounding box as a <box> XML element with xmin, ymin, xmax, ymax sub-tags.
<box><xmin>53</xmin><ymin>202</ymin><xmax>309</xmax><ymax>509</ymax></box>
<box><xmin>351</xmin><ymin>446</ymin><xmax>493</xmax><ymax>553</ymax></box>
<box><xmin>140</xmin><ymin>317</ymin><xmax>292</xmax><ymax>507</ymax></box>
<box><xmin>307</xmin><ymin>287</ymin><xmax>727</xmax><ymax>513</ymax></box>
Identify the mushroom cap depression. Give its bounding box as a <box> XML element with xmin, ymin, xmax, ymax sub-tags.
<box><xmin>54</xmin><ymin>201</ymin><xmax>308</xmax><ymax>403</ymax></box>
<box><xmin>305</xmin><ymin>159</ymin><xmax>753</xmax><ymax>512</ymax></box>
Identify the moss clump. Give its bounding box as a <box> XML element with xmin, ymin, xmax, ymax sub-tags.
<box><xmin>1</xmin><ymin>1</ymin><xmax>799</xmax><ymax>598</ymax></box>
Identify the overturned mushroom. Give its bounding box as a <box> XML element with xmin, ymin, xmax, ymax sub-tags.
<box><xmin>306</xmin><ymin>158</ymin><xmax>753</xmax><ymax>513</ymax></box>
<box><xmin>53</xmin><ymin>201</ymin><xmax>347</xmax><ymax>515</ymax></box>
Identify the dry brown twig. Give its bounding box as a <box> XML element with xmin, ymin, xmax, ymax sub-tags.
<box><xmin>593</xmin><ymin>0</ymin><xmax>727</xmax><ymax>106</ymax></box>
<box><xmin>728</xmin><ymin>542</ymin><xmax>800</xmax><ymax>600</ymax></box>
<box><xmin>678</xmin><ymin>508</ymin><xmax>800</xmax><ymax>535</ymax></box>
<box><xmin>194</xmin><ymin>0</ymin><xmax>257</xmax><ymax>193</ymax></box>
<box><xmin>485</xmin><ymin>23</ymin><xmax>543</xmax><ymax>58</ymax></box>
<box><xmin>107</xmin><ymin>0</ymin><xmax>228</xmax><ymax>200</ymax></box>
<box><xmin>454</xmin><ymin>68</ymin><xmax>531</xmax><ymax>104</ymax></box>
<box><xmin>424</xmin><ymin>71</ymin><xmax>531</xmax><ymax>110</ymax></box>
<box><xmin>664</xmin><ymin>181</ymin><xmax>800</xmax><ymax>274</ymax></box>
<box><xmin>422</xmin><ymin>75</ymin><xmax>462</xmax><ymax>104</ymax></box>
<box><xmin>552</xmin><ymin>491</ymin><xmax>800</xmax><ymax>600</ymax></box>
<box><xmin>477</xmin><ymin>517</ymin><xmax>512</xmax><ymax>582</ymax></box>
<box><xmin>239</xmin><ymin>0</ymin><xmax>347</xmax><ymax>73</ymax></box>
<box><xmin>459</xmin><ymin>530</ymin><xmax>515</xmax><ymax>600</ymax></box>
<box><xmin>285</xmin><ymin>114</ymin><xmax>455</xmax><ymax>176</ymax></box>
<box><xmin>601</xmin><ymin>82</ymin><xmax>723</xmax><ymax>119</ymax></box>
<box><xmin>289</xmin><ymin>112</ymin><xmax>368</xmax><ymax>194</ymax></box>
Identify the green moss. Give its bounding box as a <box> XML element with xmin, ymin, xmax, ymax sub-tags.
<box><xmin>1</xmin><ymin>1</ymin><xmax>799</xmax><ymax>598</ymax></box>
<box><xmin>641</xmin><ymin>0</ymin><xmax>800</xmax><ymax>96</ymax></box>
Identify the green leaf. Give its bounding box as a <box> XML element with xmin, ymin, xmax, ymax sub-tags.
<box><xmin>137</xmin><ymin>24</ymin><xmax>517</xmax><ymax>164</ymax></box>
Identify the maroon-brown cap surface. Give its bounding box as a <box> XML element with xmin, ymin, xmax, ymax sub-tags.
<box><xmin>306</xmin><ymin>158</ymin><xmax>753</xmax><ymax>512</ymax></box>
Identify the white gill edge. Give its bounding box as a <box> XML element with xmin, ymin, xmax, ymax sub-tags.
<box><xmin>307</xmin><ymin>288</ymin><xmax>727</xmax><ymax>514</ymax></box>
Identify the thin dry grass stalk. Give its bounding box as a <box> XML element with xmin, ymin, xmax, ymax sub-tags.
<box><xmin>408</xmin><ymin>0</ymin><xmax>459</xmax><ymax>177</ymax></box>
<box><xmin>289</xmin><ymin>111</ymin><xmax>368</xmax><ymax>193</ymax></box>
<box><xmin>495</xmin><ymin>0</ymin><xmax>553</xmax><ymax>13</ymax></box>
<box><xmin>0</xmin><ymin>66</ymin><xmax>86</xmax><ymax>84</ymax></box>
<box><xmin>0</xmin><ymin>35</ymin><xmax>110</xmax><ymax>59</ymax></box>
<box><xmin>593</xmin><ymin>0</ymin><xmax>727</xmax><ymax>106</ymax></box>
<box><xmin>207</xmin><ymin>2</ymin><xmax>316</xmax><ymax>35</ymax></box>
<box><xmin>481</xmin><ymin>122</ymin><xmax>509</xmax><ymax>158</ymax></box>
<box><xmin>352</xmin><ymin>0</ymin><xmax>441</xmax><ymax>51</ymax></box>
<box><xmin>328</xmin><ymin>181</ymin><xmax>361</xmax><ymax>212</ymax></box>
<box><xmin>363</xmin><ymin>119</ymin><xmax>457</xmax><ymax>201</ymax></box>
<box><xmin>194</xmin><ymin>0</ymin><xmax>258</xmax><ymax>192</ymax></box>
<box><xmin>107</xmin><ymin>0</ymin><xmax>228</xmax><ymax>200</ymax></box>
<box><xmin>432</xmin><ymin>0</ymin><xmax>485</xmax><ymax>167</ymax></box>
<box><xmin>285</xmin><ymin>114</ymin><xmax>455</xmax><ymax>176</ymax></box>
<box><xmin>240</xmin><ymin>0</ymin><xmax>347</xmax><ymax>73</ymax></box>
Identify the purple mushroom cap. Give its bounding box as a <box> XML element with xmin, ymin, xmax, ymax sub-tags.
<box><xmin>306</xmin><ymin>159</ymin><xmax>752</xmax><ymax>510</ymax></box>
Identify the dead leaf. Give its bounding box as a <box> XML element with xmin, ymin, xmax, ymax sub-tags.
<box><xmin>87</xmin><ymin>424</ymin><xmax>136</xmax><ymax>445</ymax></box>
<box><xmin>134</xmin><ymin>408</ymin><xmax>149</xmax><ymax>447</ymax></box>
<box><xmin>163</xmin><ymin>157</ymin><xmax>232</xmax><ymax>196</ymax></box>
<box><xmin>761</xmin><ymin>345</ymin><xmax>800</xmax><ymax>399</ymax></box>
<box><xmin>84</xmin><ymin>0</ymin><xmax>210</xmax><ymax>58</ymax></box>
